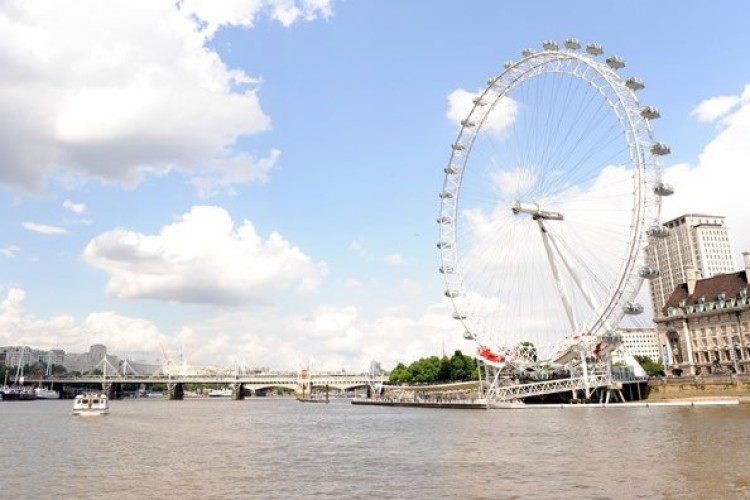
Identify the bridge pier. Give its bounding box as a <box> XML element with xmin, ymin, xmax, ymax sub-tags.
<box><xmin>104</xmin><ymin>383</ymin><xmax>123</xmax><ymax>399</ymax></box>
<box><xmin>167</xmin><ymin>382</ymin><xmax>184</xmax><ymax>400</ymax></box>
<box><xmin>232</xmin><ymin>383</ymin><xmax>245</xmax><ymax>400</ymax></box>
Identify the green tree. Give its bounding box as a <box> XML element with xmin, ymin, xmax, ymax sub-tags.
<box><xmin>410</xmin><ymin>356</ymin><xmax>441</xmax><ymax>383</ymax></box>
<box><xmin>633</xmin><ymin>355</ymin><xmax>664</xmax><ymax>376</ymax></box>
<box><xmin>449</xmin><ymin>350</ymin><xmax>472</xmax><ymax>381</ymax></box>
<box><xmin>388</xmin><ymin>363</ymin><xmax>411</xmax><ymax>384</ymax></box>
<box><xmin>438</xmin><ymin>356</ymin><xmax>452</xmax><ymax>382</ymax></box>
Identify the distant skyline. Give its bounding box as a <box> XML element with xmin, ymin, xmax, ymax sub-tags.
<box><xmin>1</xmin><ymin>1</ymin><xmax>750</xmax><ymax>371</ymax></box>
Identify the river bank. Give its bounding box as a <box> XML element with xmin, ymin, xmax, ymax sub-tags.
<box><xmin>648</xmin><ymin>375</ymin><xmax>750</xmax><ymax>403</ymax></box>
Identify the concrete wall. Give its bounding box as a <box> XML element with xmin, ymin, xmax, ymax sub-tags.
<box><xmin>648</xmin><ymin>375</ymin><xmax>750</xmax><ymax>400</ymax></box>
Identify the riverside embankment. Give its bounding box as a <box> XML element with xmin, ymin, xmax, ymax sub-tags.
<box><xmin>648</xmin><ymin>374</ymin><xmax>750</xmax><ymax>403</ymax></box>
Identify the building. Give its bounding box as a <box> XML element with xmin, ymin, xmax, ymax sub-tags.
<box><xmin>654</xmin><ymin>253</ymin><xmax>750</xmax><ymax>376</ymax></box>
<box><xmin>63</xmin><ymin>344</ymin><xmax>120</xmax><ymax>374</ymax></box>
<box><xmin>0</xmin><ymin>346</ymin><xmax>49</xmax><ymax>367</ymax></box>
<box><xmin>617</xmin><ymin>327</ymin><xmax>660</xmax><ymax>363</ymax></box>
<box><xmin>649</xmin><ymin>214</ymin><xmax>738</xmax><ymax>318</ymax></box>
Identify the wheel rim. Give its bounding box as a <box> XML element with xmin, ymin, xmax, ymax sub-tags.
<box><xmin>439</xmin><ymin>43</ymin><xmax>663</xmax><ymax>363</ymax></box>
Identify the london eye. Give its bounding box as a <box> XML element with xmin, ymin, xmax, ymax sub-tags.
<box><xmin>438</xmin><ymin>39</ymin><xmax>673</xmax><ymax>382</ymax></box>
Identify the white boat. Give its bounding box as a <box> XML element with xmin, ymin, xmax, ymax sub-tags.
<box><xmin>208</xmin><ymin>387</ymin><xmax>233</xmax><ymax>397</ymax></box>
<box><xmin>72</xmin><ymin>394</ymin><xmax>110</xmax><ymax>416</ymax></box>
<box><xmin>35</xmin><ymin>386</ymin><xmax>60</xmax><ymax>400</ymax></box>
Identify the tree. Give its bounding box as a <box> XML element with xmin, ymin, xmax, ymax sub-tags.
<box><xmin>633</xmin><ymin>355</ymin><xmax>664</xmax><ymax>376</ymax></box>
<box><xmin>388</xmin><ymin>363</ymin><xmax>411</xmax><ymax>384</ymax></box>
<box><xmin>449</xmin><ymin>350</ymin><xmax>472</xmax><ymax>381</ymax></box>
<box><xmin>388</xmin><ymin>351</ymin><xmax>484</xmax><ymax>384</ymax></box>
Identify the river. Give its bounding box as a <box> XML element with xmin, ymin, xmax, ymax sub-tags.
<box><xmin>2</xmin><ymin>398</ymin><xmax>749</xmax><ymax>499</ymax></box>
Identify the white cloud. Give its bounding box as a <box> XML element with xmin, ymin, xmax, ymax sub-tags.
<box><xmin>446</xmin><ymin>88</ymin><xmax>517</xmax><ymax>135</ymax></box>
<box><xmin>82</xmin><ymin>311</ymin><xmax>168</xmax><ymax>354</ymax></box>
<box><xmin>0</xmin><ymin>245</ymin><xmax>20</xmax><ymax>258</ymax></box>
<box><xmin>690</xmin><ymin>95</ymin><xmax>741</xmax><ymax>123</ymax></box>
<box><xmin>190</xmin><ymin>149</ymin><xmax>280</xmax><ymax>198</ymax></box>
<box><xmin>0</xmin><ymin>286</ymin><xmax>169</xmax><ymax>358</ymax></box>
<box><xmin>63</xmin><ymin>199</ymin><xmax>86</xmax><ymax>214</ymax></box>
<box><xmin>662</xmin><ymin>84</ymin><xmax>750</xmax><ymax>257</ymax></box>
<box><xmin>180</xmin><ymin>0</ymin><xmax>332</xmax><ymax>35</ymax></box>
<box><xmin>0</xmin><ymin>285</ymin><xmax>472</xmax><ymax>371</ymax></box>
<box><xmin>181</xmin><ymin>299</ymin><xmax>465</xmax><ymax>370</ymax></box>
<box><xmin>0</xmin><ymin>0</ymin><xmax>331</xmax><ymax>193</ymax></box>
<box><xmin>267</xmin><ymin>0</ymin><xmax>333</xmax><ymax>27</ymax></box>
<box><xmin>383</xmin><ymin>252</ymin><xmax>406</xmax><ymax>266</ymax></box>
<box><xmin>83</xmin><ymin>205</ymin><xmax>327</xmax><ymax>305</ymax></box>
<box><xmin>22</xmin><ymin>222</ymin><xmax>69</xmax><ymax>235</ymax></box>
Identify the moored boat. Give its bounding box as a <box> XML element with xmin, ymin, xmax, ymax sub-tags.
<box><xmin>35</xmin><ymin>386</ymin><xmax>60</xmax><ymax>400</ymax></box>
<box><xmin>72</xmin><ymin>394</ymin><xmax>109</xmax><ymax>416</ymax></box>
<box><xmin>1</xmin><ymin>385</ymin><xmax>37</xmax><ymax>401</ymax></box>
<box><xmin>207</xmin><ymin>387</ymin><xmax>233</xmax><ymax>397</ymax></box>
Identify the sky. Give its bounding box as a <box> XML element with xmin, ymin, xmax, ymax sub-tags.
<box><xmin>1</xmin><ymin>0</ymin><xmax>750</xmax><ymax>372</ymax></box>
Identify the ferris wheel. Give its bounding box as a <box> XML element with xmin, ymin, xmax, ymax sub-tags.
<box><xmin>438</xmin><ymin>39</ymin><xmax>673</xmax><ymax>370</ymax></box>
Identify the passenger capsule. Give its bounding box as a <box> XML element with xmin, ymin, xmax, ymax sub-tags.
<box><xmin>444</xmin><ymin>165</ymin><xmax>458</xmax><ymax>175</ymax></box>
<box><xmin>472</xmin><ymin>97</ymin><xmax>487</xmax><ymax>106</ymax></box>
<box><xmin>542</xmin><ymin>40</ymin><xmax>559</xmax><ymax>51</ymax></box>
<box><xmin>504</xmin><ymin>60</ymin><xmax>515</xmax><ymax>69</ymax></box>
<box><xmin>646</xmin><ymin>225</ymin><xmax>670</xmax><ymax>238</ymax></box>
<box><xmin>654</xmin><ymin>182</ymin><xmax>674</xmax><ymax>196</ymax></box>
<box><xmin>462</xmin><ymin>331</ymin><xmax>474</xmax><ymax>340</ymax></box>
<box><xmin>439</xmin><ymin>190</ymin><xmax>454</xmax><ymax>199</ymax></box>
<box><xmin>651</xmin><ymin>142</ymin><xmax>671</xmax><ymax>155</ymax></box>
<box><xmin>640</xmin><ymin>106</ymin><xmax>661</xmax><ymax>120</ymax></box>
<box><xmin>437</xmin><ymin>241</ymin><xmax>451</xmax><ymax>249</ymax></box>
<box><xmin>639</xmin><ymin>266</ymin><xmax>660</xmax><ymax>279</ymax></box>
<box><xmin>605</xmin><ymin>55</ymin><xmax>625</xmax><ymax>69</ymax></box>
<box><xmin>522</xmin><ymin>48</ymin><xmax>536</xmax><ymax>57</ymax></box>
<box><xmin>439</xmin><ymin>266</ymin><xmax>454</xmax><ymax>274</ymax></box>
<box><xmin>564</xmin><ymin>38</ymin><xmax>581</xmax><ymax>50</ymax></box>
<box><xmin>623</xmin><ymin>302</ymin><xmax>644</xmax><ymax>315</ymax></box>
<box><xmin>451</xmin><ymin>142</ymin><xmax>465</xmax><ymax>151</ymax></box>
<box><xmin>452</xmin><ymin>311</ymin><xmax>467</xmax><ymax>320</ymax></box>
<box><xmin>586</xmin><ymin>43</ymin><xmax>604</xmax><ymax>56</ymax></box>
<box><xmin>460</xmin><ymin>119</ymin><xmax>475</xmax><ymax>128</ymax></box>
<box><xmin>436</xmin><ymin>215</ymin><xmax>451</xmax><ymax>224</ymax></box>
<box><xmin>445</xmin><ymin>289</ymin><xmax>460</xmax><ymax>298</ymax></box>
<box><xmin>625</xmin><ymin>77</ymin><xmax>645</xmax><ymax>91</ymax></box>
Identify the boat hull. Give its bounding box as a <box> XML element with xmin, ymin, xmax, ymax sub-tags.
<box><xmin>72</xmin><ymin>394</ymin><xmax>110</xmax><ymax>416</ymax></box>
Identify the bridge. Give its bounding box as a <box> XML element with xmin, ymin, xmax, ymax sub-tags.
<box><xmin>41</xmin><ymin>371</ymin><xmax>380</xmax><ymax>400</ymax></box>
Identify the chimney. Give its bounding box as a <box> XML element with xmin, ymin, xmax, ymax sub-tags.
<box><xmin>685</xmin><ymin>264</ymin><xmax>698</xmax><ymax>295</ymax></box>
<box><xmin>743</xmin><ymin>252</ymin><xmax>750</xmax><ymax>285</ymax></box>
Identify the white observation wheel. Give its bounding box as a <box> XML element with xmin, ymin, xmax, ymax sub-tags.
<box><xmin>438</xmin><ymin>39</ymin><xmax>671</xmax><ymax>367</ymax></box>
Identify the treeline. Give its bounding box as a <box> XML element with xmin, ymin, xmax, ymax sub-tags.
<box><xmin>389</xmin><ymin>350</ymin><xmax>481</xmax><ymax>384</ymax></box>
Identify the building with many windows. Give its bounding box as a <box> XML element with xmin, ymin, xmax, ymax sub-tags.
<box><xmin>648</xmin><ymin>214</ymin><xmax>738</xmax><ymax>319</ymax></box>
<box><xmin>0</xmin><ymin>346</ymin><xmax>49</xmax><ymax>367</ymax></box>
<box><xmin>654</xmin><ymin>253</ymin><xmax>750</xmax><ymax>376</ymax></box>
<box><xmin>617</xmin><ymin>327</ymin><xmax>660</xmax><ymax>363</ymax></box>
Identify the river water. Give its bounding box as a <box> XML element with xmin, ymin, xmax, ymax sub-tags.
<box><xmin>1</xmin><ymin>398</ymin><xmax>749</xmax><ymax>499</ymax></box>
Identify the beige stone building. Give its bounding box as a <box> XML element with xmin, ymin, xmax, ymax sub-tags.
<box><xmin>654</xmin><ymin>253</ymin><xmax>750</xmax><ymax>376</ymax></box>
<box><xmin>649</xmin><ymin>214</ymin><xmax>738</xmax><ymax>317</ymax></box>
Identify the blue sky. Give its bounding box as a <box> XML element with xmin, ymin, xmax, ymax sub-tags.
<box><xmin>1</xmin><ymin>0</ymin><xmax>750</xmax><ymax>371</ymax></box>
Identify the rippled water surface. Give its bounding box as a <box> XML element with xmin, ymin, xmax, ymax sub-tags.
<box><xmin>2</xmin><ymin>398</ymin><xmax>750</xmax><ymax>499</ymax></box>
